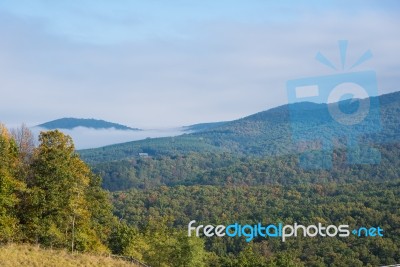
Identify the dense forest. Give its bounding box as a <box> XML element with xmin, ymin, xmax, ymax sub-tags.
<box><xmin>79</xmin><ymin>91</ymin><xmax>400</xmax><ymax>164</ymax></box>
<box><xmin>112</xmin><ymin>181</ymin><xmax>400</xmax><ymax>266</ymax></box>
<box><xmin>75</xmin><ymin>92</ymin><xmax>400</xmax><ymax>266</ymax></box>
<box><xmin>2</xmin><ymin>123</ymin><xmax>400</xmax><ymax>266</ymax></box>
<box><xmin>92</xmin><ymin>143</ymin><xmax>400</xmax><ymax>191</ymax></box>
<box><xmin>37</xmin><ymin>118</ymin><xmax>140</xmax><ymax>131</ymax></box>
<box><xmin>2</xmin><ymin>92</ymin><xmax>400</xmax><ymax>266</ymax></box>
<box><xmin>0</xmin><ymin>124</ymin><xmax>205</xmax><ymax>267</ymax></box>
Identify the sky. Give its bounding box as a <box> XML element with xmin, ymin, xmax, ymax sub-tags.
<box><xmin>0</xmin><ymin>0</ymin><xmax>399</xmax><ymax>129</ymax></box>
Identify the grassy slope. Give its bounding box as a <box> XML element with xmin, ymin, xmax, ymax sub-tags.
<box><xmin>0</xmin><ymin>244</ymin><xmax>137</xmax><ymax>267</ymax></box>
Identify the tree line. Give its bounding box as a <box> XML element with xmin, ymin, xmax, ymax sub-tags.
<box><xmin>92</xmin><ymin>144</ymin><xmax>400</xmax><ymax>192</ymax></box>
<box><xmin>2</xmin><ymin>122</ymin><xmax>399</xmax><ymax>266</ymax></box>
<box><xmin>0</xmin><ymin>124</ymin><xmax>206</xmax><ymax>266</ymax></box>
<box><xmin>112</xmin><ymin>181</ymin><xmax>400</xmax><ymax>266</ymax></box>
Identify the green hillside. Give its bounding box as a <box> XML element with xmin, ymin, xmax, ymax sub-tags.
<box><xmin>5</xmin><ymin>93</ymin><xmax>399</xmax><ymax>266</ymax></box>
<box><xmin>37</xmin><ymin>118</ymin><xmax>140</xmax><ymax>131</ymax></box>
<box><xmin>112</xmin><ymin>180</ymin><xmax>400</xmax><ymax>266</ymax></box>
<box><xmin>183</xmin><ymin>121</ymin><xmax>228</xmax><ymax>132</ymax></box>
<box><xmin>72</xmin><ymin>92</ymin><xmax>400</xmax><ymax>265</ymax></box>
<box><xmin>79</xmin><ymin>91</ymin><xmax>400</xmax><ymax>164</ymax></box>
<box><xmin>2</xmin><ymin>95</ymin><xmax>400</xmax><ymax>266</ymax></box>
<box><xmin>92</xmin><ymin>143</ymin><xmax>400</xmax><ymax>191</ymax></box>
<box><xmin>0</xmin><ymin>125</ymin><xmax>205</xmax><ymax>267</ymax></box>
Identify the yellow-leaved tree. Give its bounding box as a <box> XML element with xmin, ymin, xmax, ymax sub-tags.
<box><xmin>0</xmin><ymin>124</ymin><xmax>25</xmax><ymax>243</ymax></box>
<box><xmin>26</xmin><ymin>130</ymin><xmax>114</xmax><ymax>252</ymax></box>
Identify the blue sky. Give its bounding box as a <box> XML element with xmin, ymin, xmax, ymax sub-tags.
<box><xmin>0</xmin><ymin>1</ymin><xmax>399</xmax><ymax>128</ymax></box>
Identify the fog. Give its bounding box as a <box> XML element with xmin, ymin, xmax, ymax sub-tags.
<box><xmin>31</xmin><ymin>127</ymin><xmax>186</xmax><ymax>150</ymax></box>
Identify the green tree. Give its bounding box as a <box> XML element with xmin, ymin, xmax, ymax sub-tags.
<box><xmin>27</xmin><ymin>130</ymin><xmax>111</xmax><ymax>252</ymax></box>
<box><xmin>0</xmin><ymin>124</ymin><xmax>25</xmax><ymax>243</ymax></box>
<box><xmin>236</xmin><ymin>245</ymin><xmax>268</xmax><ymax>267</ymax></box>
<box><xmin>110</xmin><ymin>218</ymin><xmax>206</xmax><ymax>267</ymax></box>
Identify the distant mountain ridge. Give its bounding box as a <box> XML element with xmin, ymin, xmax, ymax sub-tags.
<box><xmin>37</xmin><ymin>118</ymin><xmax>140</xmax><ymax>131</ymax></box>
<box><xmin>183</xmin><ymin>121</ymin><xmax>228</xmax><ymax>132</ymax></box>
<box><xmin>79</xmin><ymin>91</ymin><xmax>400</xmax><ymax>164</ymax></box>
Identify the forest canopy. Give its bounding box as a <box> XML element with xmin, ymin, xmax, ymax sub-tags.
<box><xmin>1</xmin><ymin>122</ymin><xmax>399</xmax><ymax>266</ymax></box>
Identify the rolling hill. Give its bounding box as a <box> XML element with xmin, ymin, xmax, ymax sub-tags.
<box><xmin>73</xmin><ymin>93</ymin><xmax>400</xmax><ymax>265</ymax></box>
<box><xmin>37</xmin><ymin>118</ymin><xmax>140</xmax><ymax>131</ymax></box>
<box><xmin>183</xmin><ymin>121</ymin><xmax>228</xmax><ymax>132</ymax></box>
<box><xmin>79</xmin><ymin>91</ymin><xmax>400</xmax><ymax>164</ymax></box>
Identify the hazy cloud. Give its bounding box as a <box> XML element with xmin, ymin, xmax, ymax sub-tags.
<box><xmin>31</xmin><ymin>127</ymin><xmax>185</xmax><ymax>149</ymax></box>
<box><xmin>0</xmin><ymin>1</ymin><xmax>399</xmax><ymax>128</ymax></box>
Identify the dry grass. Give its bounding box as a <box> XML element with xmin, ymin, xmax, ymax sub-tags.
<box><xmin>0</xmin><ymin>243</ymin><xmax>137</xmax><ymax>267</ymax></box>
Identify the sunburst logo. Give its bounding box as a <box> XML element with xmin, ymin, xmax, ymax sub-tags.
<box><xmin>286</xmin><ymin>40</ymin><xmax>381</xmax><ymax>170</ymax></box>
<box><xmin>316</xmin><ymin>40</ymin><xmax>373</xmax><ymax>71</ymax></box>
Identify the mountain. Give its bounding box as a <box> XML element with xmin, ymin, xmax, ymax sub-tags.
<box><xmin>79</xmin><ymin>91</ymin><xmax>400</xmax><ymax>164</ymax></box>
<box><xmin>37</xmin><ymin>118</ymin><xmax>140</xmax><ymax>131</ymax></box>
<box><xmin>75</xmin><ymin>92</ymin><xmax>400</xmax><ymax>266</ymax></box>
<box><xmin>183</xmin><ymin>121</ymin><xmax>228</xmax><ymax>132</ymax></box>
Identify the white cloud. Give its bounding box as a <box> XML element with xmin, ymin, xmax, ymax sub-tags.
<box><xmin>0</xmin><ymin>4</ymin><xmax>399</xmax><ymax>129</ymax></box>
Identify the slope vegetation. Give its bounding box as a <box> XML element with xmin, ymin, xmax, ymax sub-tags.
<box><xmin>0</xmin><ymin>244</ymin><xmax>137</xmax><ymax>267</ymax></box>
<box><xmin>79</xmin><ymin>91</ymin><xmax>400</xmax><ymax>164</ymax></box>
<box><xmin>37</xmin><ymin>118</ymin><xmax>139</xmax><ymax>131</ymax></box>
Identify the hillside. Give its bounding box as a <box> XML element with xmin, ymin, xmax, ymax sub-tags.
<box><xmin>3</xmin><ymin>98</ymin><xmax>397</xmax><ymax>266</ymax></box>
<box><xmin>0</xmin><ymin>244</ymin><xmax>137</xmax><ymax>267</ymax></box>
<box><xmin>79</xmin><ymin>91</ymin><xmax>400</xmax><ymax>164</ymax></box>
<box><xmin>183</xmin><ymin>121</ymin><xmax>228</xmax><ymax>132</ymax></box>
<box><xmin>37</xmin><ymin>118</ymin><xmax>140</xmax><ymax>131</ymax></box>
<box><xmin>112</xmin><ymin>179</ymin><xmax>400</xmax><ymax>266</ymax></box>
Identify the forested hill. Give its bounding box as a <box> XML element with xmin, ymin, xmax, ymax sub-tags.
<box><xmin>183</xmin><ymin>121</ymin><xmax>228</xmax><ymax>132</ymax></box>
<box><xmin>67</xmin><ymin>93</ymin><xmax>400</xmax><ymax>266</ymax></box>
<box><xmin>79</xmin><ymin>91</ymin><xmax>400</xmax><ymax>164</ymax></box>
<box><xmin>37</xmin><ymin>118</ymin><xmax>140</xmax><ymax>131</ymax></box>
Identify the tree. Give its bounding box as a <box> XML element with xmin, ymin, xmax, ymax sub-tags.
<box><xmin>10</xmin><ymin>124</ymin><xmax>35</xmax><ymax>166</ymax></box>
<box><xmin>0</xmin><ymin>124</ymin><xmax>25</xmax><ymax>243</ymax></box>
<box><xmin>27</xmin><ymin>130</ymin><xmax>111</xmax><ymax>252</ymax></box>
<box><xmin>109</xmin><ymin>218</ymin><xmax>207</xmax><ymax>267</ymax></box>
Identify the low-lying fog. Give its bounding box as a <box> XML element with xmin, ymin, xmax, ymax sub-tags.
<box><xmin>31</xmin><ymin>127</ymin><xmax>187</xmax><ymax>150</ymax></box>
